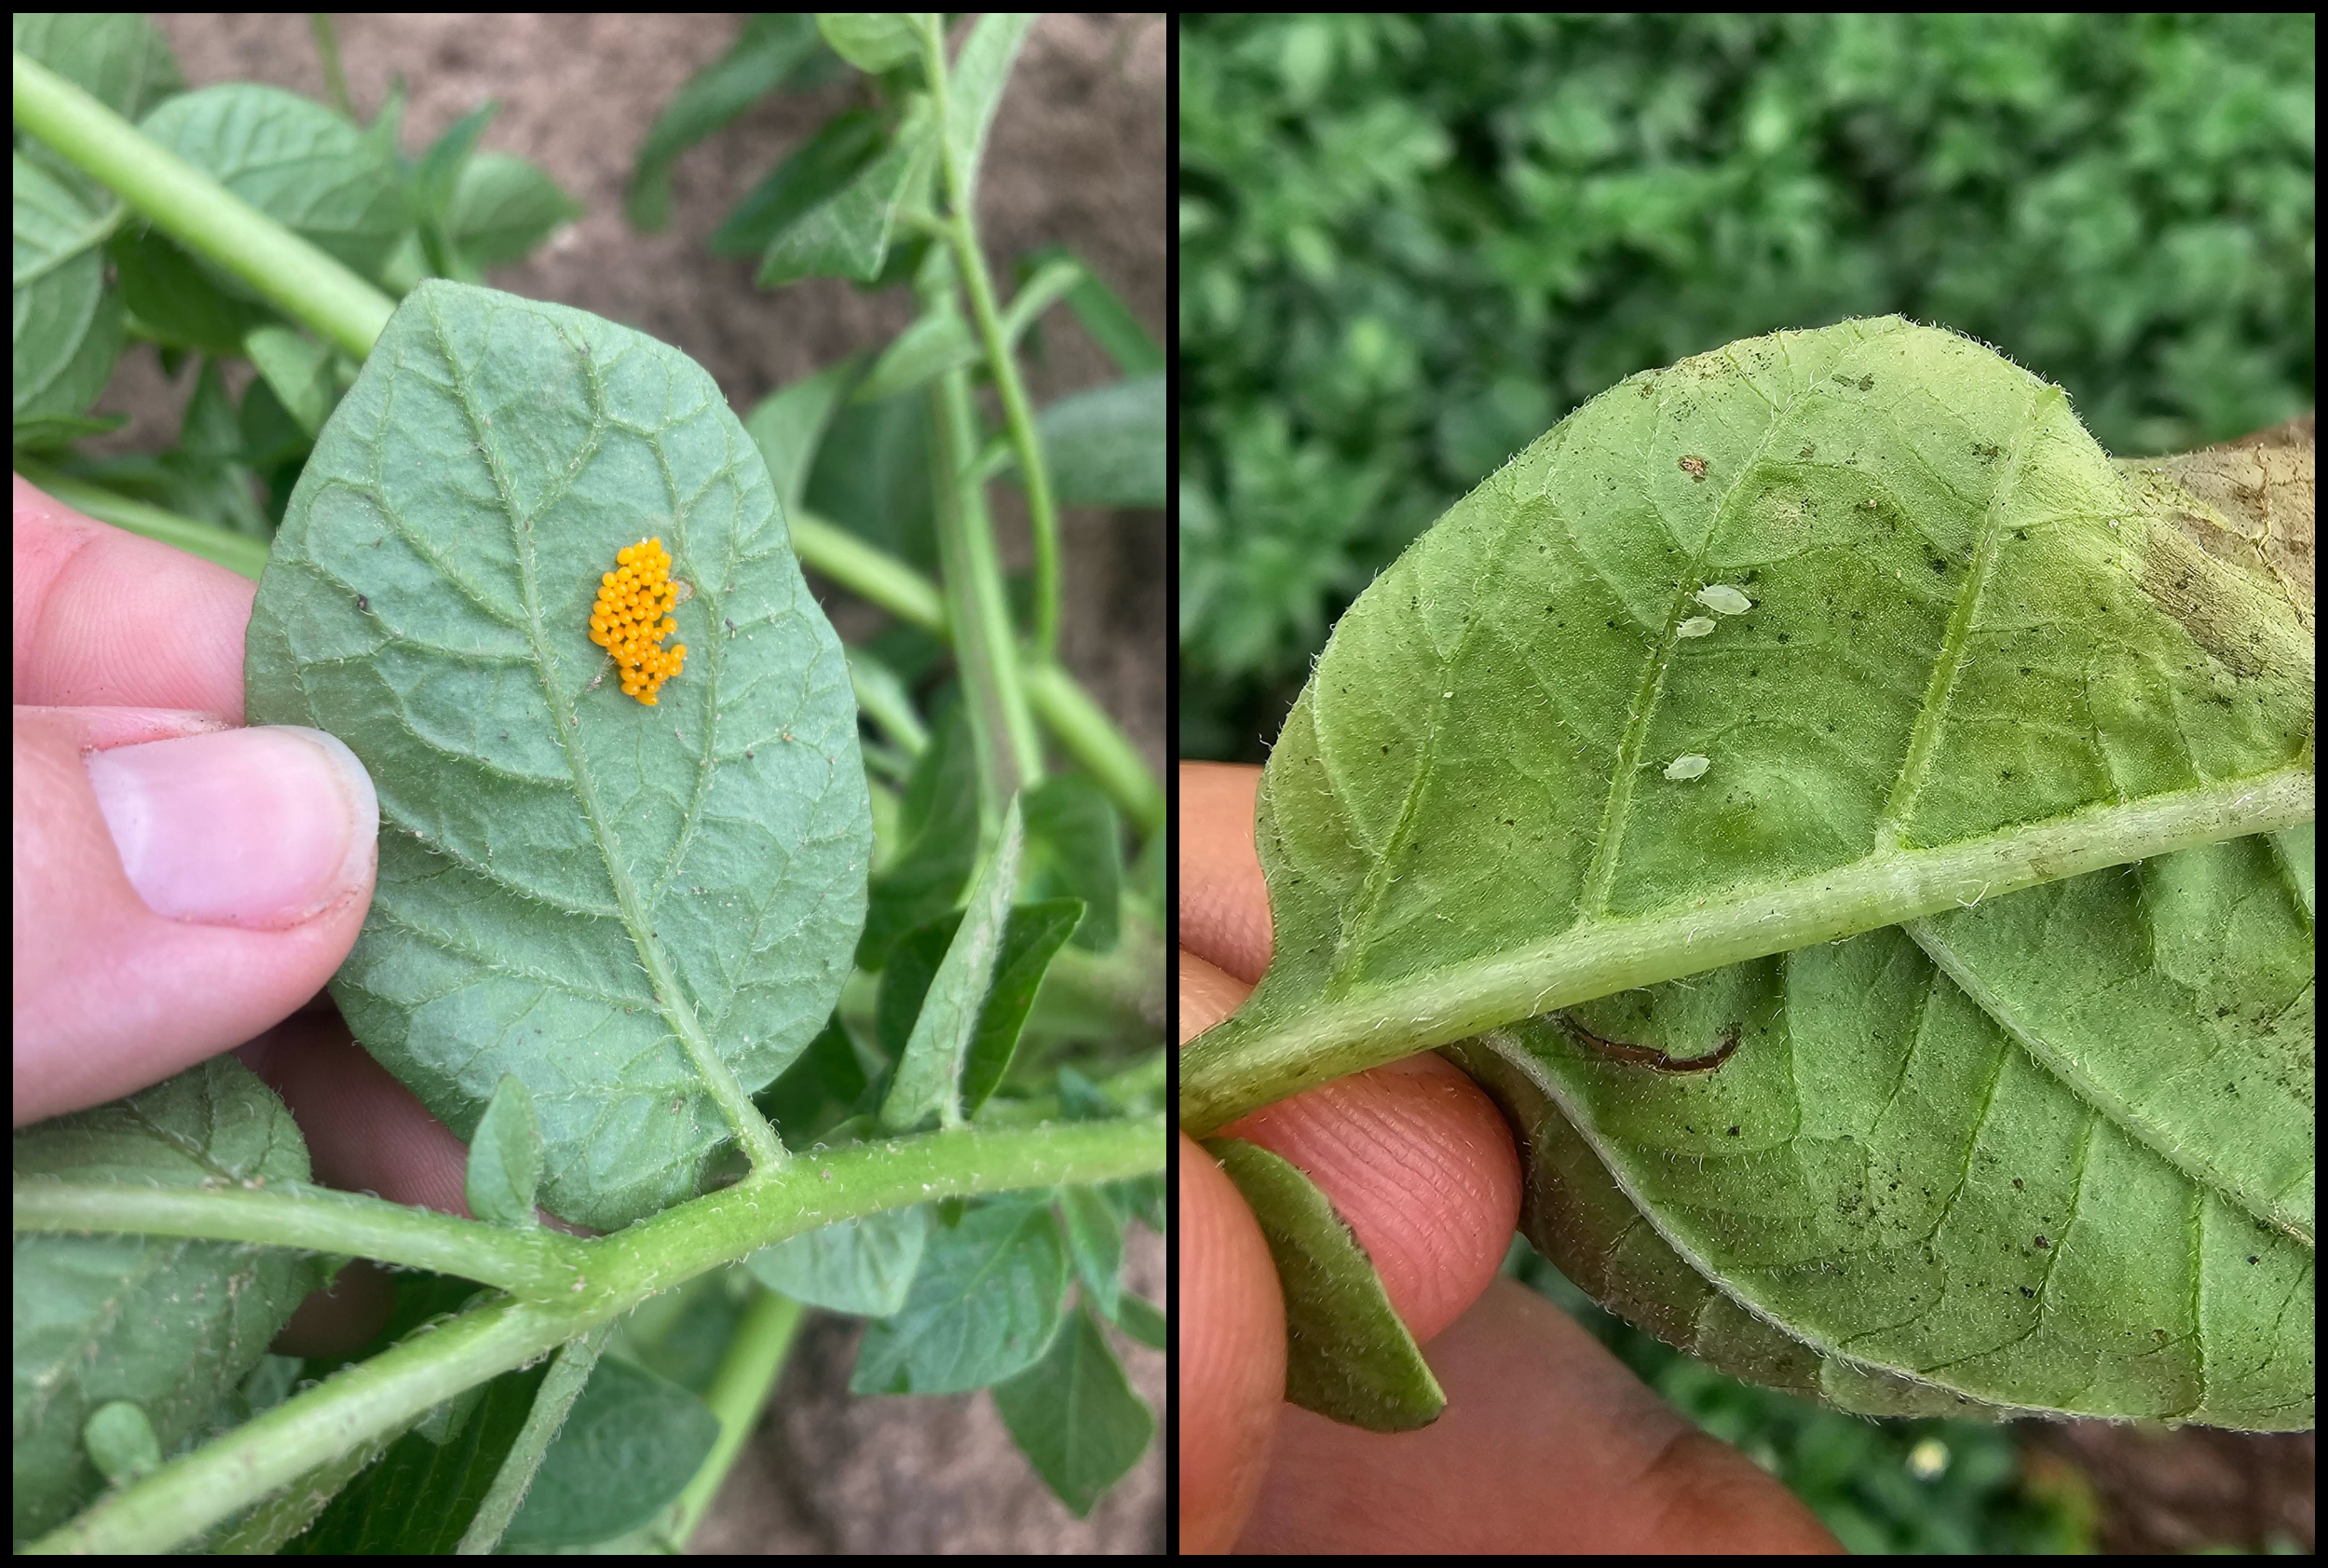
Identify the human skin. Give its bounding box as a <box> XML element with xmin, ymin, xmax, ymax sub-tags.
<box><xmin>1178</xmin><ymin>760</ymin><xmax>1841</xmax><ymax>1554</ymax></box>
<box><xmin>13</xmin><ymin>477</ymin><xmax>513</xmax><ymax>1350</ymax></box>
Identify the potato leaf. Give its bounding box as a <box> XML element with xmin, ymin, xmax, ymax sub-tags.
<box><xmin>245</xmin><ymin>280</ymin><xmax>871</xmax><ymax>1231</ymax></box>
<box><xmin>12</xmin><ymin>1058</ymin><xmax>332</xmax><ymax>1541</ymax></box>
<box><xmin>1186</xmin><ymin>316</ymin><xmax>2313</xmax><ymax>1132</ymax></box>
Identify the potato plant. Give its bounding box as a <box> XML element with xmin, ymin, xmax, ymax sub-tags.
<box><xmin>14</xmin><ymin>13</ymin><xmax>1164</xmax><ymax>1552</ymax></box>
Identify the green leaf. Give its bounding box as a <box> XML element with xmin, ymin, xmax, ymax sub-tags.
<box><xmin>742</xmin><ymin>354</ymin><xmax>864</xmax><ymax>516</ymax></box>
<box><xmin>244</xmin><ymin>280</ymin><xmax>873</xmax><ymax>1231</ymax></box>
<box><xmin>12</xmin><ymin>1057</ymin><xmax>332</xmax><ymax>1541</ymax></box>
<box><xmin>802</xmin><ymin>390</ymin><xmax>937</xmax><ymax>573</ymax></box>
<box><xmin>753</xmin><ymin>113</ymin><xmax>933</xmax><ymax>287</ymax></box>
<box><xmin>851</xmin><ymin>1197</ymin><xmax>1072</xmax><ymax>1394</ymax></box>
<box><xmin>1450</xmin><ymin>879</ymin><xmax>2315</xmax><ymax>1429</ymax></box>
<box><xmin>12</xmin><ymin>152</ymin><xmax>125</xmax><ymax>429</ymax></box>
<box><xmin>756</xmin><ymin>1011</ymin><xmax>872</xmax><ymax>1148</ymax></box>
<box><xmin>858</xmin><ymin>703</ymin><xmax>979</xmax><ymax>968</ymax></box>
<box><xmin>501</xmin><ymin>1357</ymin><xmax>720</xmax><ymax>1548</ymax></box>
<box><xmin>880</xmin><ymin>794</ymin><xmax>1025</xmax><ymax>1131</ymax></box>
<box><xmin>446</xmin><ymin>150</ymin><xmax>582</xmax><ymax>272</ymax></box>
<box><xmin>999</xmin><ymin>253</ymin><xmax>1085</xmax><ymax>349</ymax></box>
<box><xmin>1046</xmin><ymin>247</ymin><xmax>1163</xmax><ymax>376</ymax></box>
<box><xmin>465</xmin><ymin>1073</ymin><xmax>543</xmax><ymax>1227</ymax></box>
<box><xmin>941</xmin><ymin>13</ymin><xmax>1036</xmax><ymax>210</ymax></box>
<box><xmin>991</xmin><ymin>1303</ymin><xmax>1155</xmax><ymax>1518</ymax></box>
<box><xmin>139</xmin><ymin>84</ymin><xmax>409</xmax><ymax>283</ymax></box>
<box><xmin>627</xmin><ymin>12</ymin><xmax>830</xmax><ymax>232</ymax></box>
<box><xmin>744</xmin><ymin>1203</ymin><xmax>931</xmax><ymax>1316</ymax></box>
<box><xmin>242</xmin><ymin>323</ymin><xmax>340</xmax><ymax>439</ymax></box>
<box><xmin>1022</xmin><ymin>772</ymin><xmax>1123</xmax><ymax>950</ymax></box>
<box><xmin>852</xmin><ymin>307</ymin><xmax>980</xmax><ymax>403</ymax></box>
<box><xmin>410</xmin><ymin>100</ymin><xmax>498</xmax><ymax>237</ymax></box>
<box><xmin>1188</xmin><ymin>317</ymin><xmax>2315</xmax><ymax>1135</ymax></box>
<box><xmin>1205</xmin><ymin>1137</ymin><xmax>1447</xmax><ymax>1433</ymax></box>
<box><xmin>1057</xmin><ymin>1185</ymin><xmax>1124</xmax><ymax>1320</ymax></box>
<box><xmin>877</xmin><ymin>898</ymin><xmax>1084</xmax><ymax>1117</ymax></box>
<box><xmin>1110</xmin><ymin>1291</ymin><xmax>1167</xmax><ymax>1351</ymax></box>
<box><xmin>708</xmin><ymin>107</ymin><xmax>888</xmax><ymax>259</ymax></box>
<box><xmin>106</xmin><ymin>224</ymin><xmax>275</xmax><ymax>358</ymax></box>
<box><xmin>81</xmin><ymin>1400</ymin><xmax>161</xmax><ymax>1486</ymax></box>
<box><xmin>815</xmin><ymin>12</ymin><xmax>926</xmax><ymax>74</ymax></box>
<box><xmin>1027</xmin><ymin>374</ymin><xmax>1165</xmax><ymax>509</ymax></box>
<box><xmin>845</xmin><ymin>645</ymin><xmax>929</xmax><ymax>757</ymax></box>
<box><xmin>12</xmin><ymin>12</ymin><xmax>183</xmax><ymax>123</ymax></box>
<box><xmin>282</xmin><ymin>1360</ymin><xmax>554</xmax><ymax>1553</ymax></box>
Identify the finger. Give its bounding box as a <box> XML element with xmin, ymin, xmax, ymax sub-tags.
<box><xmin>1238</xmin><ymin>1279</ymin><xmax>1843</xmax><ymax>1554</ymax></box>
<box><xmin>13</xmin><ymin>475</ymin><xmax>255</xmax><ymax>717</ymax></box>
<box><xmin>1221</xmin><ymin>1054</ymin><xmax>1519</xmax><ymax>1346</ymax></box>
<box><xmin>1178</xmin><ymin>762</ymin><xmax>1270</xmax><ymax>982</ymax></box>
<box><xmin>1178</xmin><ymin>1130</ymin><xmax>1286</xmax><ymax>1555</ymax></box>
<box><xmin>14</xmin><ymin>709</ymin><xmax>378</xmax><ymax>1125</ymax></box>
<box><xmin>1181</xmin><ymin>944</ymin><xmax>1520</xmax><ymax>1373</ymax></box>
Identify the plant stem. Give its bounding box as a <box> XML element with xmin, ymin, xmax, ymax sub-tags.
<box><xmin>930</xmin><ymin>359</ymin><xmax>1046</xmax><ymax>804</ymax></box>
<box><xmin>12</xmin><ymin>51</ymin><xmax>392</xmax><ymax>359</ymax></box>
<box><xmin>1180</xmin><ymin>767</ymin><xmax>2319</xmax><ymax>1136</ymax></box>
<box><xmin>456</xmin><ymin>1323</ymin><xmax>612</xmax><ymax>1553</ymax></box>
<box><xmin>659</xmin><ymin>1288</ymin><xmax>805</xmax><ymax>1549</ymax></box>
<box><xmin>21</xmin><ymin>1111</ymin><xmax>1164</xmax><ymax>1556</ymax></box>
<box><xmin>920</xmin><ymin>21</ymin><xmax>1065</xmax><ymax>659</ymax></box>
<box><xmin>306</xmin><ymin>13</ymin><xmax>355</xmax><ymax>119</ymax></box>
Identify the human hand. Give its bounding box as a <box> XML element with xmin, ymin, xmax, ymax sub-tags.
<box><xmin>1177</xmin><ymin>760</ymin><xmax>1841</xmax><ymax>1553</ymax></box>
<box><xmin>12</xmin><ymin>477</ymin><xmax>508</xmax><ymax>1348</ymax></box>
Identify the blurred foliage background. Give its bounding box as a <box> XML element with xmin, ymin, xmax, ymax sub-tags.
<box><xmin>1178</xmin><ymin>12</ymin><xmax>2316</xmax><ymax>759</ymax></box>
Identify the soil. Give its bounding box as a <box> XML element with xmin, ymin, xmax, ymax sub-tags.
<box><xmin>124</xmin><ymin>12</ymin><xmax>1165</xmax><ymax>1554</ymax></box>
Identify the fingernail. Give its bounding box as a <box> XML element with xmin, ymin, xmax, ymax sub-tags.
<box><xmin>87</xmin><ymin>726</ymin><xmax>378</xmax><ymax>928</ymax></box>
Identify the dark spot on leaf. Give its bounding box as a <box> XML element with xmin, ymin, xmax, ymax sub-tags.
<box><xmin>2033</xmin><ymin>1235</ymin><xmax>2049</xmax><ymax>1249</ymax></box>
<box><xmin>356</xmin><ymin>594</ymin><xmax>369</xmax><ymax>613</ymax></box>
<box><xmin>2020</xmin><ymin>1285</ymin><xmax>2035</xmax><ymax>1297</ymax></box>
<box><xmin>2012</xmin><ymin>1178</ymin><xmax>2023</xmax><ymax>1190</ymax></box>
<box><xmin>1726</xmin><ymin>1125</ymin><xmax>1739</xmax><ymax>1137</ymax></box>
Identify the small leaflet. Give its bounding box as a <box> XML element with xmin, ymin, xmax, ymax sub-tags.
<box><xmin>1676</xmin><ymin>616</ymin><xmax>1717</xmax><ymax>638</ymax></box>
<box><xmin>1664</xmin><ymin>754</ymin><xmax>1710</xmax><ymax>782</ymax></box>
<box><xmin>1695</xmin><ymin>583</ymin><xmax>1752</xmax><ymax>615</ymax></box>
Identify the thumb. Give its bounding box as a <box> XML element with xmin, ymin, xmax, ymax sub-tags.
<box><xmin>14</xmin><ymin>708</ymin><xmax>377</xmax><ymax>1125</ymax></box>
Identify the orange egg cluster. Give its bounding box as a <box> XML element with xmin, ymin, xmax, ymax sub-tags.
<box><xmin>588</xmin><ymin>537</ymin><xmax>687</xmax><ymax>704</ymax></box>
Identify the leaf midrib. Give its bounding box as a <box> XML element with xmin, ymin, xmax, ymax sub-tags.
<box><xmin>1186</xmin><ymin>765</ymin><xmax>2315</xmax><ymax>1134</ymax></box>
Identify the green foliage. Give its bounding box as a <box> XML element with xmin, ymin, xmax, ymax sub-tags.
<box><xmin>245</xmin><ymin>280</ymin><xmax>875</xmax><ymax>1233</ymax></box>
<box><xmin>501</xmin><ymin>1357</ymin><xmax>719</xmax><ymax>1548</ymax></box>
<box><xmin>1508</xmin><ymin>1243</ymin><xmax>2100</xmax><ymax>1554</ymax></box>
<box><xmin>1192</xmin><ymin>317</ymin><xmax>2314</xmax><ymax>1427</ymax></box>
<box><xmin>12</xmin><ymin>1058</ymin><xmax>333</xmax><ymax>1541</ymax></box>
<box><xmin>1205</xmin><ymin>1138</ymin><xmax>1445</xmax><ymax>1433</ymax></box>
<box><xmin>989</xmin><ymin>1303</ymin><xmax>1156</xmax><ymax>1520</ymax></box>
<box><xmin>12</xmin><ymin>11</ymin><xmax>1164</xmax><ymax>1545</ymax></box>
<box><xmin>1179</xmin><ymin>13</ymin><xmax>2317</xmax><ymax>757</ymax></box>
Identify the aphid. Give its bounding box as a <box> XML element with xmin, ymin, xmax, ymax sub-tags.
<box><xmin>356</xmin><ymin>593</ymin><xmax>369</xmax><ymax>613</ymax></box>
<box><xmin>1677</xmin><ymin>615</ymin><xmax>1717</xmax><ymax>638</ymax></box>
<box><xmin>587</xmin><ymin>537</ymin><xmax>688</xmax><ymax>705</ymax></box>
<box><xmin>1665</xmin><ymin>753</ymin><xmax>1710</xmax><ymax>782</ymax></box>
<box><xmin>1695</xmin><ymin>583</ymin><xmax>1752</xmax><ymax>615</ymax></box>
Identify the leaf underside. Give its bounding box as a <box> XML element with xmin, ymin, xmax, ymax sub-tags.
<box><xmin>246</xmin><ymin>280</ymin><xmax>872</xmax><ymax>1231</ymax></box>
<box><xmin>1213</xmin><ymin>316</ymin><xmax>2313</xmax><ymax>1426</ymax></box>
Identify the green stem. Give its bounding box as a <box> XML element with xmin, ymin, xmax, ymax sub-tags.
<box><xmin>21</xmin><ymin>1112</ymin><xmax>1164</xmax><ymax>1556</ymax></box>
<box><xmin>659</xmin><ymin>1288</ymin><xmax>806</xmax><ymax>1549</ymax></box>
<box><xmin>921</xmin><ymin>24</ymin><xmax>1064</xmax><ymax>659</ymax></box>
<box><xmin>306</xmin><ymin>14</ymin><xmax>355</xmax><ymax>119</ymax></box>
<box><xmin>1180</xmin><ymin>767</ymin><xmax>2319</xmax><ymax>1136</ymax></box>
<box><xmin>456</xmin><ymin>1324</ymin><xmax>611</xmax><ymax>1553</ymax></box>
<box><xmin>12</xmin><ymin>51</ymin><xmax>392</xmax><ymax>359</ymax></box>
<box><xmin>1023</xmin><ymin>661</ymin><xmax>1164</xmax><ymax>835</ymax></box>
<box><xmin>930</xmin><ymin>359</ymin><xmax>1046</xmax><ymax>802</ymax></box>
